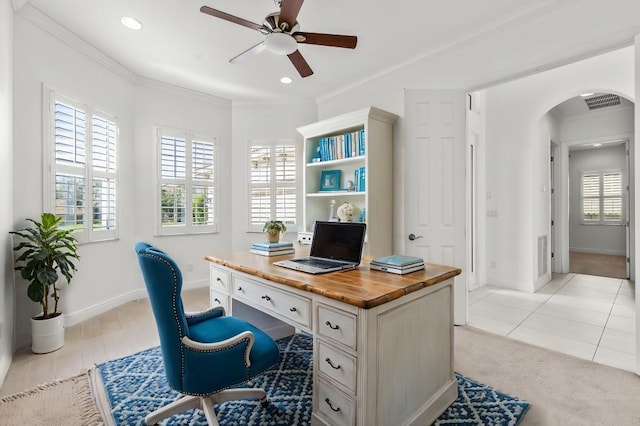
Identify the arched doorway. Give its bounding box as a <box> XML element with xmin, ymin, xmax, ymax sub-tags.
<box><xmin>548</xmin><ymin>92</ymin><xmax>634</xmax><ymax>280</ymax></box>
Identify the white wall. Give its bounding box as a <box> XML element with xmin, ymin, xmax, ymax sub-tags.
<box><xmin>11</xmin><ymin>14</ymin><xmax>235</xmax><ymax>348</ymax></box>
<box><xmin>230</xmin><ymin>102</ymin><xmax>317</xmax><ymax>251</ymax></box>
<box><xmin>1</xmin><ymin>0</ymin><xmax>14</xmax><ymax>385</ymax></box>
<box><xmin>317</xmin><ymin>37</ymin><xmax>634</xmax><ymax>292</ymax></box>
<box><xmin>482</xmin><ymin>48</ymin><xmax>634</xmax><ymax>291</ymax></box>
<box><xmin>132</xmin><ymin>81</ymin><xmax>233</xmax><ymax>288</ymax></box>
<box><xmin>569</xmin><ymin>145</ymin><xmax>627</xmax><ymax>255</ymax></box>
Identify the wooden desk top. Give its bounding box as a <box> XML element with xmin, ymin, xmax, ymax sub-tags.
<box><xmin>204</xmin><ymin>249</ymin><xmax>461</xmax><ymax>309</ymax></box>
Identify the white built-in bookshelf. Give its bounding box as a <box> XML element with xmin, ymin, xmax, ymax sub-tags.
<box><xmin>296</xmin><ymin>107</ymin><xmax>398</xmax><ymax>257</ymax></box>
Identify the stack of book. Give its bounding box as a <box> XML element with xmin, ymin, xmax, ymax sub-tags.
<box><xmin>250</xmin><ymin>241</ymin><xmax>295</xmax><ymax>257</ymax></box>
<box><xmin>369</xmin><ymin>255</ymin><xmax>425</xmax><ymax>275</ymax></box>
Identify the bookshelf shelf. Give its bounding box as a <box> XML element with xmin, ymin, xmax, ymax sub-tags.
<box><xmin>306</xmin><ymin>156</ymin><xmax>365</xmax><ymax>168</ymax></box>
<box><xmin>306</xmin><ymin>191</ymin><xmax>365</xmax><ymax>198</ymax></box>
<box><xmin>297</xmin><ymin>107</ymin><xmax>398</xmax><ymax>257</ymax></box>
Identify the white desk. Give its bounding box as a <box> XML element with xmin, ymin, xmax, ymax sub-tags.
<box><xmin>205</xmin><ymin>250</ymin><xmax>461</xmax><ymax>426</ymax></box>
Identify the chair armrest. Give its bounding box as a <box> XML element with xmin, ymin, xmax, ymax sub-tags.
<box><xmin>185</xmin><ymin>306</ymin><xmax>226</xmax><ymax>326</ymax></box>
<box><xmin>182</xmin><ymin>330</ymin><xmax>255</xmax><ymax>367</ymax></box>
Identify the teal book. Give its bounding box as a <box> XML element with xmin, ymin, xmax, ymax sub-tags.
<box><xmin>252</xmin><ymin>241</ymin><xmax>294</xmax><ymax>250</ymax></box>
<box><xmin>371</xmin><ymin>254</ymin><xmax>424</xmax><ymax>268</ymax></box>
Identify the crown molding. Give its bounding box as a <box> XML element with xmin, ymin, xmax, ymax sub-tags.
<box><xmin>16</xmin><ymin>3</ymin><xmax>137</xmax><ymax>83</ymax></box>
<box><xmin>11</xmin><ymin>0</ymin><xmax>28</xmax><ymax>11</ymax></box>
<box><xmin>135</xmin><ymin>76</ymin><xmax>232</xmax><ymax>106</ymax></box>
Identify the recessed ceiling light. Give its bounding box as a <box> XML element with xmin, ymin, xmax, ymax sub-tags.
<box><xmin>121</xmin><ymin>16</ymin><xmax>143</xmax><ymax>30</ymax></box>
<box><xmin>580</xmin><ymin>92</ymin><xmax>595</xmax><ymax>97</ymax></box>
<box><xmin>280</xmin><ymin>77</ymin><xmax>293</xmax><ymax>84</ymax></box>
<box><xmin>593</xmin><ymin>143</ymin><xmax>602</xmax><ymax>147</ymax></box>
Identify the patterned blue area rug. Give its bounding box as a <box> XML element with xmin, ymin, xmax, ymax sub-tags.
<box><xmin>97</xmin><ymin>333</ymin><xmax>529</xmax><ymax>425</ymax></box>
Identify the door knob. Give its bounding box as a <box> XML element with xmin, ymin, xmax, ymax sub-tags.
<box><xmin>408</xmin><ymin>233</ymin><xmax>423</xmax><ymax>241</ymax></box>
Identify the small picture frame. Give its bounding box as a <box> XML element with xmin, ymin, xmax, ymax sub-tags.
<box><xmin>319</xmin><ymin>170</ymin><xmax>341</xmax><ymax>191</ymax></box>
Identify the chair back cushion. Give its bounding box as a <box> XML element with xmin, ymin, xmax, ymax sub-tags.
<box><xmin>134</xmin><ymin>241</ymin><xmax>189</xmax><ymax>390</ymax></box>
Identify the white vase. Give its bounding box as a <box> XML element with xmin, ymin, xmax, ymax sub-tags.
<box><xmin>31</xmin><ymin>313</ymin><xmax>64</xmax><ymax>354</ymax></box>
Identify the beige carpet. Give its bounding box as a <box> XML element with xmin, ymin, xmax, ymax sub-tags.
<box><xmin>2</xmin><ymin>328</ymin><xmax>639</xmax><ymax>425</ymax></box>
<box><xmin>455</xmin><ymin>326</ymin><xmax>640</xmax><ymax>426</ymax></box>
<box><xmin>0</xmin><ymin>370</ymin><xmax>104</xmax><ymax>425</ymax></box>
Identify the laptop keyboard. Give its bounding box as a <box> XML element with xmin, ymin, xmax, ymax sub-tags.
<box><xmin>293</xmin><ymin>258</ymin><xmax>344</xmax><ymax>269</ymax></box>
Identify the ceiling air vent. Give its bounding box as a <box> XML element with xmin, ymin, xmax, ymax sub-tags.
<box><xmin>584</xmin><ymin>93</ymin><xmax>621</xmax><ymax>110</ymax></box>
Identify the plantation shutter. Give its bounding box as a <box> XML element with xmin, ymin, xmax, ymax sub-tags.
<box><xmin>51</xmin><ymin>94</ymin><xmax>120</xmax><ymax>242</ymax></box>
<box><xmin>54</xmin><ymin>101</ymin><xmax>87</xmax><ymax>229</ymax></box>
<box><xmin>91</xmin><ymin>115</ymin><xmax>117</xmax><ymax>231</ymax></box>
<box><xmin>275</xmin><ymin>145</ymin><xmax>296</xmax><ymax>224</ymax></box>
<box><xmin>156</xmin><ymin>129</ymin><xmax>217</xmax><ymax>235</ymax></box>
<box><xmin>582</xmin><ymin>173</ymin><xmax>600</xmax><ymax>222</ymax></box>
<box><xmin>581</xmin><ymin>170</ymin><xmax>623</xmax><ymax>224</ymax></box>
<box><xmin>192</xmin><ymin>140</ymin><xmax>215</xmax><ymax>227</ymax></box>
<box><xmin>249</xmin><ymin>141</ymin><xmax>297</xmax><ymax>231</ymax></box>
<box><xmin>602</xmin><ymin>171</ymin><xmax>622</xmax><ymax>222</ymax></box>
<box><xmin>160</xmin><ymin>136</ymin><xmax>187</xmax><ymax>227</ymax></box>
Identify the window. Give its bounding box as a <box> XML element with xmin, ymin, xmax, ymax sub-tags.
<box><xmin>248</xmin><ymin>140</ymin><xmax>297</xmax><ymax>232</ymax></box>
<box><xmin>46</xmin><ymin>92</ymin><xmax>118</xmax><ymax>243</ymax></box>
<box><xmin>581</xmin><ymin>170</ymin><xmax>623</xmax><ymax>224</ymax></box>
<box><xmin>157</xmin><ymin>128</ymin><xmax>217</xmax><ymax>235</ymax></box>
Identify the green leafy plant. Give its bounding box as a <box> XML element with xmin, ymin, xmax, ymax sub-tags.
<box><xmin>10</xmin><ymin>213</ymin><xmax>80</xmax><ymax>319</ymax></box>
<box><xmin>263</xmin><ymin>220</ymin><xmax>287</xmax><ymax>242</ymax></box>
<box><xmin>262</xmin><ymin>220</ymin><xmax>287</xmax><ymax>233</ymax></box>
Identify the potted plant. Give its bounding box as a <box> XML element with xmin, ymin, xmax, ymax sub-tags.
<box><xmin>10</xmin><ymin>213</ymin><xmax>80</xmax><ymax>353</ymax></box>
<box><xmin>263</xmin><ymin>220</ymin><xmax>287</xmax><ymax>243</ymax></box>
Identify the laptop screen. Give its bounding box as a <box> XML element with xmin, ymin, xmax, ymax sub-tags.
<box><xmin>310</xmin><ymin>221</ymin><xmax>367</xmax><ymax>263</ymax></box>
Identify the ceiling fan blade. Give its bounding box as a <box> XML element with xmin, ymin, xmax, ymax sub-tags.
<box><xmin>293</xmin><ymin>32</ymin><xmax>357</xmax><ymax>49</ymax></box>
<box><xmin>230</xmin><ymin>41</ymin><xmax>266</xmax><ymax>64</ymax></box>
<box><xmin>200</xmin><ymin>5</ymin><xmax>262</xmax><ymax>32</ymax></box>
<box><xmin>287</xmin><ymin>50</ymin><xmax>313</xmax><ymax>78</ymax></box>
<box><xmin>279</xmin><ymin>0</ymin><xmax>304</xmax><ymax>30</ymax></box>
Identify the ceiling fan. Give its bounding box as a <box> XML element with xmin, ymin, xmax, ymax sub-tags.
<box><xmin>200</xmin><ymin>0</ymin><xmax>357</xmax><ymax>78</ymax></box>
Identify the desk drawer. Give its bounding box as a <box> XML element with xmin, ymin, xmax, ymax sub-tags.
<box><xmin>234</xmin><ymin>277</ymin><xmax>311</xmax><ymax>328</ymax></box>
<box><xmin>210</xmin><ymin>266</ymin><xmax>231</xmax><ymax>293</ymax></box>
<box><xmin>317</xmin><ymin>379</ymin><xmax>356</xmax><ymax>426</ymax></box>
<box><xmin>318</xmin><ymin>304</ymin><xmax>357</xmax><ymax>350</ymax></box>
<box><xmin>318</xmin><ymin>341</ymin><xmax>357</xmax><ymax>393</ymax></box>
<box><xmin>209</xmin><ymin>289</ymin><xmax>229</xmax><ymax>312</ymax></box>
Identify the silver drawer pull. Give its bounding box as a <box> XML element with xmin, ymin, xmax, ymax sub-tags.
<box><xmin>290</xmin><ymin>307</ymin><xmax>297</xmax><ymax>312</ymax></box>
<box><xmin>325</xmin><ymin>357</ymin><xmax>341</xmax><ymax>370</ymax></box>
<box><xmin>325</xmin><ymin>321</ymin><xmax>340</xmax><ymax>330</ymax></box>
<box><xmin>324</xmin><ymin>398</ymin><xmax>341</xmax><ymax>412</ymax></box>
<box><xmin>261</xmin><ymin>295</ymin><xmax>271</xmax><ymax>301</ymax></box>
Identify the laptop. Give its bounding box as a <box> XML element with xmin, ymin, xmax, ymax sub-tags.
<box><xmin>274</xmin><ymin>221</ymin><xmax>367</xmax><ymax>274</ymax></box>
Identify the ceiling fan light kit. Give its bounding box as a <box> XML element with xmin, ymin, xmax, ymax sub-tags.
<box><xmin>200</xmin><ymin>0</ymin><xmax>357</xmax><ymax>78</ymax></box>
<box><xmin>264</xmin><ymin>32</ymin><xmax>297</xmax><ymax>55</ymax></box>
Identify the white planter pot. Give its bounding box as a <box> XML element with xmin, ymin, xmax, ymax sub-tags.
<box><xmin>31</xmin><ymin>313</ymin><xmax>64</xmax><ymax>354</ymax></box>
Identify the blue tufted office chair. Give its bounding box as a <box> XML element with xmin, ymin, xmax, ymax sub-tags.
<box><xmin>134</xmin><ymin>242</ymin><xmax>280</xmax><ymax>425</ymax></box>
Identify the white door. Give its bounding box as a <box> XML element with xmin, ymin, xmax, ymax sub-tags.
<box><xmin>404</xmin><ymin>90</ymin><xmax>467</xmax><ymax>325</ymax></box>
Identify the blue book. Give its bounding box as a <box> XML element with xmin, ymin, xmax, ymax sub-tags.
<box><xmin>345</xmin><ymin>133</ymin><xmax>351</xmax><ymax>158</ymax></box>
<box><xmin>359</xmin><ymin>166</ymin><xmax>366</xmax><ymax>192</ymax></box>
<box><xmin>358</xmin><ymin>130</ymin><xmax>365</xmax><ymax>156</ymax></box>
<box><xmin>371</xmin><ymin>255</ymin><xmax>424</xmax><ymax>268</ymax></box>
<box><xmin>321</xmin><ymin>138</ymin><xmax>328</xmax><ymax>162</ymax></box>
<box><xmin>251</xmin><ymin>241</ymin><xmax>294</xmax><ymax>250</ymax></box>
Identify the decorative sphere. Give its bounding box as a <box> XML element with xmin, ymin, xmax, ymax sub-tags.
<box><xmin>336</xmin><ymin>202</ymin><xmax>360</xmax><ymax>222</ymax></box>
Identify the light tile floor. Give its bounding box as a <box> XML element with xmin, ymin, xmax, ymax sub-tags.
<box><xmin>468</xmin><ymin>273</ymin><xmax>636</xmax><ymax>372</ymax></box>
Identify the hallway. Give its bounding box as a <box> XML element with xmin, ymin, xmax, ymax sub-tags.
<box><xmin>469</xmin><ymin>273</ymin><xmax>635</xmax><ymax>372</ymax></box>
<box><xmin>569</xmin><ymin>251</ymin><xmax>627</xmax><ymax>279</ymax></box>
